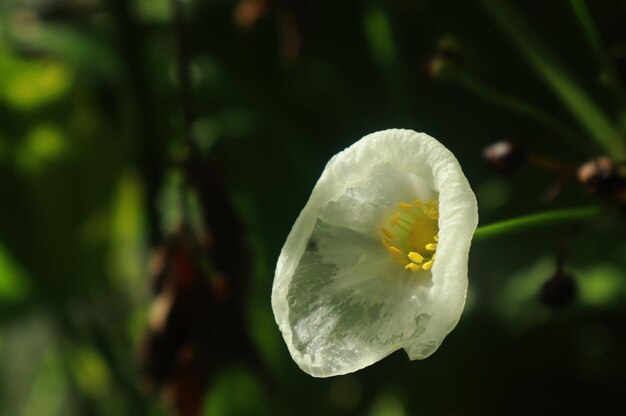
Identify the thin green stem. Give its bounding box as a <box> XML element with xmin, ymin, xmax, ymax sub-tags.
<box><xmin>570</xmin><ymin>0</ymin><xmax>626</xmax><ymax>102</ymax></box>
<box><xmin>480</xmin><ymin>0</ymin><xmax>626</xmax><ymax>158</ymax></box>
<box><xmin>453</xmin><ymin>70</ymin><xmax>589</xmax><ymax>154</ymax></box>
<box><xmin>473</xmin><ymin>206</ymin><xmax>600</xmax><ymax>241</ymax></box>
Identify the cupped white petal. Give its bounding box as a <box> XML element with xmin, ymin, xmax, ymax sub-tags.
<box><xmin>284</xmin><ymin>220</ymin><xmax>432</xmax><ymax>377</ymax></box>
<box><xmin>318</xmin><ymin>162</ymin><xmax>434</xmax><ymax>238</ymax></box>
<box><xmin>272</xmin><ymin>129</ymin><xmax>478</xmax><ymax>377</ymax></box>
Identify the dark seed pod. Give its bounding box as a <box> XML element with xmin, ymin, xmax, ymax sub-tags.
<box><xmin>576</xmin><ymin>156</ymin><xmax>626</xmax><ymax>199</ymax></box>
<box><xmin>540</xmin><ymin>272</ymin><xmax>577</xmax><ymax>308</ymax></box>
<box><xmin>482</xmin><ymin>141</ymin><xmax>526</xmax><ymax>174</ymax></box>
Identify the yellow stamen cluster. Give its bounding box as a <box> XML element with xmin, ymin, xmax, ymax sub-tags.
<box><xmin>381</xmin><ymin>199</ymin><xmax>439</xmax><ymax>272</ymax></box>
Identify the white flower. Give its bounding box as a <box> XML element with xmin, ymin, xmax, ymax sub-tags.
<box><xmin>271</xmin><ymin>129</ymin><xmax>478</xmax><ymax>377</ymax></box>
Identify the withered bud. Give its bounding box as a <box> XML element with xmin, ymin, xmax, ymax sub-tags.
<box><xmin>577</xmin><ymin>157</ymin><xmax>625</xmax><ymax>195</ymax></box>
<box><xmin>425</xmin><ymin>36</ymin><xmax>463</xmax><ymax>80</ymax></box>
<box><xmin>234</xmin><ymin>0</ymin><xmax>269</xmax><ymax>28</ymax></box>
<box><xmin>540</xmin><ymin>272</ymin><xmax>577</xmax><ymax>308</ymax></box>
<box><xmin>483</xmin><ymin>141</ymin><xmax>526</xmax><ymax>174</ymax></box>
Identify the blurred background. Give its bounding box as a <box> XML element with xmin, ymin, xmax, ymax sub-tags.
<box><xmin>1</xmin><ymin>0</ymin><xmax>626</xmax><ymax>415</ymax></box>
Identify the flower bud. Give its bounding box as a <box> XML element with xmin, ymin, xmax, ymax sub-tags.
<box><xmin>482</xmin><ymin>140</ymin><xmax>526</xmax><ymax>174</ymax></box>
<box><xmin>425</xmin><ymin>36</ymin><xmax>463</xmax><ymax>80</ymax></box>
<box><xmin>540</xmin><ymin>272</ymin><xmax>577</xmax><ymax>308</ymax></box>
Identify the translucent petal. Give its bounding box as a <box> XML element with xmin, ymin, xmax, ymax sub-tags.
<box><xmin>272</xmin><ymin>129</ymin><xmax>478</xmax><ymax>377</ymax></box>
<box><xmin>318</xmin><ymin>162</ymin><xmax>434</xmax><ymax>238</ymax></box>
<box><xmin>286</xmin><ymin>220</ymin><xmax>433</xmax><ymax>376</ymax></box>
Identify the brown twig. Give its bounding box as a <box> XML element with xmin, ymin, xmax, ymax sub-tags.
<box><xmin>146</xmin><ymin>2</ymin><xmax>273</xmax><ymax>415</ymax></box>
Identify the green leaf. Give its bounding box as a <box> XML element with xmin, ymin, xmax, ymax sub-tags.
<box><xmin>0</xmin><ymin>243</ymin><xmax>30</xmax><ymax>301</ymax></box>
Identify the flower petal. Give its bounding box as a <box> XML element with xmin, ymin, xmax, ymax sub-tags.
<box><xmin>285</xmin><ymin>220</ymin><xmax>432</xmax><ymax>377</ymax></box>
<box><xmin>272</xmin><ymin>129</ymin><xmax>478</xmax><ymax>377</ymax></box>
<box><xmin>318</xmin><ymin>162</ymin><xmax>434</xmax><ymax>238</ymax></box>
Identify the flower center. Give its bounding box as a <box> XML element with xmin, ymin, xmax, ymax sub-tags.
<box><xmin>381</xmin><ymin>199</ymin><xmax>439</xmax><ymax>272</ymax></box>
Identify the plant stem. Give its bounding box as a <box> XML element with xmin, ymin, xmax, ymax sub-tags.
<box><xmin>453</xmin><ymin>70</ymin><xmax>589</xmax><ymax>154</ymax></box>
<box><xmin>480</xmin><ymin>0</ymin><xmax>626</xmax><ymax>158</ymax></box>
<box><xmin>473</xmin><ymin>206</ymin><xmax>600</xmax><ymax>241</ymax></box>
<box><xmin>569</xmin><ymin>0</ymin><xmax>626</xmax><ymax>103</ymax></box>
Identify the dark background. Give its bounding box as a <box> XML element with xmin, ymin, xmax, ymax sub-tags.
<box><xmin>1</xmin><ymin>0</ymin><xmax>625</xmax><ymax>415</ymax></box>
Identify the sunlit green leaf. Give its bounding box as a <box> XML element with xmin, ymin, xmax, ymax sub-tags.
<box><xmin>15</xmin><ymin>124</ymin><xmax>67</xmax><ymax>173</ymax></box>
<box><xmin>0</xmin><ymin>56</ymin><xmax>72</xmax><ymax>110</ymax></box>
<box><xmin>578</xmin><ymin>265</ymin><xmax>626</xmax><ymax>306</ymax></box>
<box><xmin>108</xmin><ymin>171</ymin><xmax>147</xmax><ymax>292</ymax></box>
<box><xmin>0</xmin><ymin>242</ymin><xmax>30</xmax><ymax>301</ymax></box>
<box><xmin>71</xmin><ymin>347</ymin><xmax>111</xmax><ymax>397</ymax></box>
<box><xmin>203</xmin><ymin>367</ymin><xmax>269</xmax><ymax>416</ymax></box>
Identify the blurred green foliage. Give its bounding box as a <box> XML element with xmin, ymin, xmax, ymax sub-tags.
<box><xmin>1</xmin><ymin>0</ymin><xmax>626</xmax><ymax>415</ymax></box>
